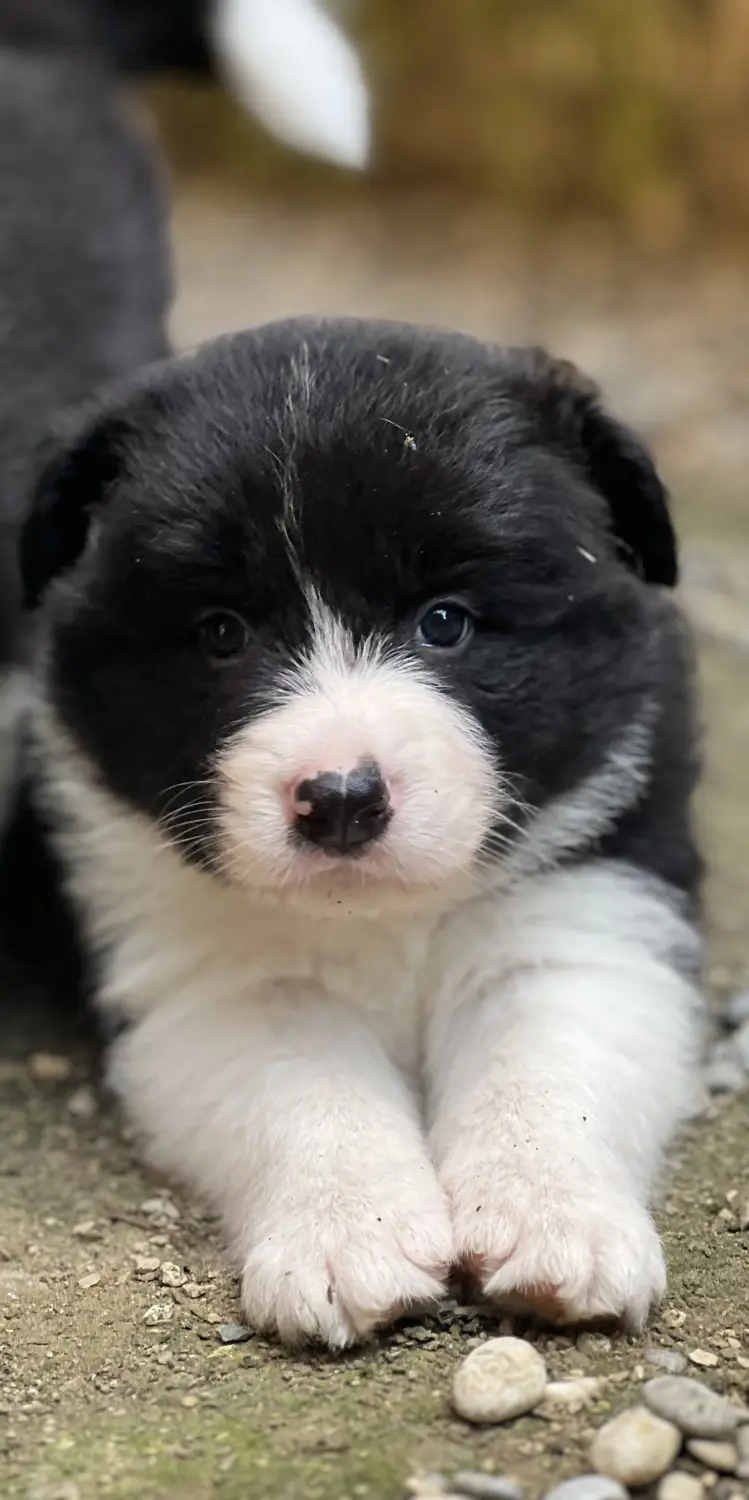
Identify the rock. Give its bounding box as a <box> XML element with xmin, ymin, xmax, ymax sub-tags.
<box><xmin>657</xmin><ymin>1475</ymin><xmax>704</xmax><ymax>1500</ymax></box>
<box><xmin>687</xmin><ymin>1438</ymin><xmax>738</xmax><ymax>1472</ymax></box>
<box><xmin>543</xmin><ymin>1478</ymin><xmax>628</xmax><ymax>1500</ymax></box>
<box><xmin>77</xmin><ymin>1272</ymin><xmax>101</xmax><ymax>1290</ymax></box>
<box><xmin>452</xmin><ymin>1337</ymin><xmax>547</xmax><ymax>1425</ymax></box>
<box><xmin>736</xmin><ymin>1421</ymin><xmax>749</xmax><ymax>1478</ymax></box>
<box><xmin>541</xmin><ymin>1378</ymin><xmax>603</xmax><ymax>1411</ymax></box>
<box><xmin>28</xmin><ymin>1051</ymin><xmax>73</xmax><ymax>1082</ymax></box>
<box><xmin>722</xmin><ymin>991</ymin><xmax>749</xmax><ymax>1029</ymax></box>
<box><xmin>67</xmin><ymin>1084</ymin><xmax>97</xmax><ymax>1119</ymax></box>
<box><xmin>405</xmin><ymin>1476</ymin><xmax>450</xmax><ymax>1498</ymax></box>
<box><xmin>703</xmin><ymin>1040</ymin><xmax>746</xmax><ymax>1095</ymax></box>
<box><xmin>143</xmin><ymin>1301</ymin><xmax>173</xmax><ymax>1326</ymax></box>
<box><xmin>644</xmin><ymin>1375</ymin><xmax>747</xmax><ymax>1438</ymax></box>
<box><xmin>71</xmin><ymin>1220</ymin><xmax>102</xmax><ymax>1242</ymax></box>
<box><xmin>577</xmin><ymin>1333</ymin><xmax>612</xmax><ymax>1356</ymax></box>
<box><xmin>734</xmin><ymin>1019</ymin><xmax>749</xmax><ymax>1069</ymax></box>
<box><xmin>217</xmin><ymin>1323</ymin><xmax>251</xmax><ymax>1345</ymax></box>
<box><xmin>453</xmin><ymin>1474</ymin><xmax>524</xmax><ymax>1500</ymax></box>
<box><xmin>590</xmin><ymin>1407</ymin><xmax>681</xmax><ymax>1485</ymax></box>
<box><xmin>133</xmin><ymin>1256</ymin><xmax>161</xmax><ymax>1274</ymax></box>
<box><xmin>159</xmin><ymin>1262</ymin><xmax>187</xmax><ymax>1288</ymax></box>
<box><xmin>140</xmin><ymin>1196</ymin><xmax>180</xmax><ymax>1221</ymax></box>
<box><xmin>688</xmin><ymin>1349</ymin><xmax>720</xmax><ymax>1370</ymax></box>
<box><xmin>645</xmin><ymin>1348</ymin><xmax>688</xmax><ymax>1375</ymax></box>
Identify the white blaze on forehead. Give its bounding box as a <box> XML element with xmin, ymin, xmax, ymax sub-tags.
<box><xmin>214</xmin><ymin>597</ymin><xmax>500</xmax><ymax>907</ymax></box>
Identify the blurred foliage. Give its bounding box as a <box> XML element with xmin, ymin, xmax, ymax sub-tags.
<box><xmin>145</xmin><ymin>0</ymin><xmax>749</xmax><ymax>244</ymax></box>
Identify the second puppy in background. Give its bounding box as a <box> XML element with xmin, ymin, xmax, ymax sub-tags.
<box><xmin>88</xmin><ymin>0</ymin><xmax>370</xmax><ymax>168</ymax></box>
<box><xmin>0</xmin><ymin>0</ymin><xmax>171</xmax><ymax>971</ymax></box>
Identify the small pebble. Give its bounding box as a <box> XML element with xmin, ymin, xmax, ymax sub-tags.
<box><xmin>722</xmin><ymin>991</ymin><xmax>749</xmax><ymax>1029</ymax></box>
<box><xmin>452</xmin><ymin>1337</ymin><xmax>547</xmax><ymax>1425</ymax></box>
<box><xmin>590</xmin><ymin>1406</ymin><xmax>681</xmax><ymax>1485</ymax></box>
<box><xmin>67</xmin><ymin>1084</ymin><xmax>97</xmax><ymax>1119</ymax></box>
<box><xmin>736</xmin><ymin>1422</ymin><xmax>749</xmax><ymax>1477</ymax></box>
<box><xmin>405</xmin><ymin>1476</ymin><xmax>450</xmax><ymax>1498</ymax></box>
<box><xmin>28</xmin><ymin>1051</ymin><xmax>73</xmax><ymax>1082</ymax></box>
<box><xmin>657</xmin><ymin>1475</ymin><xmax>704</xmax><ymax>1500</ymax></box>
<box><xmin>703</xmin><ymin>1040</ymin><xmax>746</xmax><ymax>1095</ymax></box>
<box><xmin>140</xmin><ymin>1196</ymin><xmax>180</xmax><ymax>1221</ymax></box>
<box><xmin>687</xmin><ymin>1438</ymin><xmax>738</xmax><ymax>1473</ymax></box>
<box><xmin>71</xmin><ymin>1220</ymin><xmax>101</xmax><ymax>1242</ymax></box>
<box><xmin>453</xmin><ymin>1474</ymin><xmax>524</xmax><ymax>1500</ymax></box>
<box><xmin>159</xmin><ymin>1262</ymin><xmax>187</xmax><ymax>1288</ymax></box>
<box><xmin>577</xmin><ymin>1334</ymin><xmax>612</xmax><ymax>1356</ymax></box>
<box><xmin>689</xmin><ymin>1350</ymin><xmax>720</xmax><ymax>1370</ymax></box>
<box><xmin>133</xmin><ymin>1256</ymin><xmax>161</xmax><ymax>1274</ymax></box>
<box><xmin>77</xmin><ymin>1272</ymin><xmax>100</xmax><ymax>1290</ymax></box>
<box><xmin>644</xmin><ymin>1376</ymin><xmax>746</xmax><ymax>1438</ymax></box>
<box><xmin>734</xmin><ymin>1020</ymin><xmax>749</xmax><ymax>1070</ymax></box>
<box><xmin>541</xmin><ymin>1378</ymin><xmax>603</xmax><ymax>1411</ymax></box>
<box><xmin>543</xmin><ymin>1478</ymin><xmax>628</xmax><ymax>1500</ymax></box>
<box><xmin>143</xmin><ymin>1302</ymin><xmax>173</xmax><ymax>1326</ymax></box>
<box><xmin>645</xmin><ymin>1348</ymin><xmax>688</xmax><ymax>1375</ymax></box>
<box><xmin>217</xmin><ymin>1323</ymin><xmax>251</xmax><ymax>1345</ymax></box>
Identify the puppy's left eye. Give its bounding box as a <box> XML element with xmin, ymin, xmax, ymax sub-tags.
<box><xmin>197</xmin><ymin>609</ymin><xmax>249</xmax><ymax>661</ymax></box>
<box><xmin>416</xmin><ymin>601</ymin><xmax>474</xmax><ymax>650</ymax></box>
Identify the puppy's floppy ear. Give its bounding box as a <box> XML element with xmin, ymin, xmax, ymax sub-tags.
<box><xmin>21</xmin><ymin>408</ymin><xmax>133</xmax><ymax>609</ymax></box>
<box><xmin>508</xmin><ymin>346</ymin><xmax>677</xmax><ymax>587</ymax></box>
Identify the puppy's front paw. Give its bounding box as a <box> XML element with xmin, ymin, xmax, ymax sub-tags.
<box><xmin>240</xmin><ymin>1172</ymin><xmax>453</xmax><ymax>1348</ymax></box>
<box><xmin>444</xmin><ymin>1152</ymin><xmax>666</xmax><ymax>1330</ymax></box>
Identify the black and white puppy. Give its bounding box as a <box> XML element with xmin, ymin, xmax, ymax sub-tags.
<box><xmin>0</xmin><ymin>0</ymin><xmax>171</xmax><ymax>972</ymax></box>
<box><xmin>22</xmin><ymin>320</ymin><xmax>704</xmax><ymax>1346</ymax></box>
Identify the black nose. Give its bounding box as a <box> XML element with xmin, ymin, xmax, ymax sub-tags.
<box><xmin>293</xmin><ymin>763</ymin><xmax>391</xmax><ymax>854</ymax></box>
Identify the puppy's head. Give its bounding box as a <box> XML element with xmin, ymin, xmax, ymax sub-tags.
<box><xmin>24</xmin><ymin>319</ymin><xmax>677</xmax><ymax>915</ymax></box>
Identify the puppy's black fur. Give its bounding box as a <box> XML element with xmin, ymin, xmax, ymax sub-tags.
<box><xmin>0</xmin><ymin>0</ymin><xmax>172</xmax><ymax>992</ymax></box>
<box><xmin>22</xmin><ymin>319</ymin><xmax>701</xmax><ymax>909</ymax></box>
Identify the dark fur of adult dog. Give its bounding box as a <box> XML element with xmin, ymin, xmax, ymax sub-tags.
<box><xmin>21</xmin><ymin>317</ymin><xmax>705</xmax><ymax>1345</ymax></box>
<box><xmin>0</xmin><ymin>0</ymin><xmax>171</xmax><ymax>981</ymax></box>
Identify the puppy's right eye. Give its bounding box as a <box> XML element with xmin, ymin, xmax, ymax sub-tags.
<box><xmin>196</xmin><ymin>610</ymin><xmax>249</xmax><ymax>661</ymax></box>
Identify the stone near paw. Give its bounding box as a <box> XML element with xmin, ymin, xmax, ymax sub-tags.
<box><xmin>656</xmin><ymin>1475</ymin><xmax>705</xmax><ymax>1500</ymax></box>
<box><xmin>451</xmin><ymin>1336</ymin><xmax>547</xmax><ymax>1425</ymax></box>
<box><xmin>643</xmin><ymin>1375</ymin><xmax>747</xmax><ymax>1439</ymax></box>
<box><xmin>590</xmin><ymin>1406</ymin><xmax>681</xmax><ymax>1485</ymax></box>
<box><xmin>542</xmin><ymin>1477</ymin><xmax>629</xmax><ymax>1500</ymax></box>
<box><xmin>686</xmin><ymin>1438</ymin><xmax>738</xmax><ymax>1473</ymax></box>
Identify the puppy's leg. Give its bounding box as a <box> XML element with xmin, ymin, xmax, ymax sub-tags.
<box><xmin>427</xmin><ymin>863</ymin><xmax>703</xmax><ymax>1329</ymax></box>
<box><xmin>109</xmin><ymin>984</ymin><xmax>452</xmax><ymax>1348</ymax></box>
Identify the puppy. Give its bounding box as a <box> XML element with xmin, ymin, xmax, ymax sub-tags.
<box><xmin>21</xmin><ymin>319</ymin><xmax>705</xmax><ymax>1347</ymax></box>
<box><xmin>0</xmin><ymin>0</ymin><xmax>171</xmax><ymax>969</ymax></box>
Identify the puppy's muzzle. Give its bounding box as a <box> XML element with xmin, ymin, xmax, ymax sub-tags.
<box><xmin>292</xmin><ymin>762</ymin><xmax>391</xmax><ymax>854</ymax></box>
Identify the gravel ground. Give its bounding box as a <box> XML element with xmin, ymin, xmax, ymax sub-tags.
<box><xmin>1</xmin><ymin>185</ymin><xmax>749</xmax><ymax>1500</ymax></box>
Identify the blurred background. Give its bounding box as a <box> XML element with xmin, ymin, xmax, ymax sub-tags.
<box><xmin>131</xmin><ymin>0</ymin><xmax>748</xmax><ymax>981</ymax></box>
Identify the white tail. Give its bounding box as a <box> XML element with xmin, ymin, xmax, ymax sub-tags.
<box><xmin>211</xmin><ymin>0</ymin><xmax>370</xmax><ymax>169</ymax></box>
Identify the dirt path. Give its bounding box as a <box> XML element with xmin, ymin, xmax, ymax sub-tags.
<box><xmin>2</xmin><ymin>189</ymin><xmax>748</xmax><ymax>1500</ymax></box>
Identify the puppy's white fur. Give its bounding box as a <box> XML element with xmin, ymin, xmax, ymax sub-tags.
<box><xmin>32</xmin><ymin>607</ymin><xmax>703</xmax><ymax>1346</ymax></box>
<box><xmin>211</xmin><ymin>0</ymin><xmax>369</xmax><ymax>168</ymax></box>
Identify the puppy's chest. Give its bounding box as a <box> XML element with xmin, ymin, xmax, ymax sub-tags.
<box><xmin>306</xmin><ymin>920</ymin><xmax>433</xmax><ymax>1069</ymax></box>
